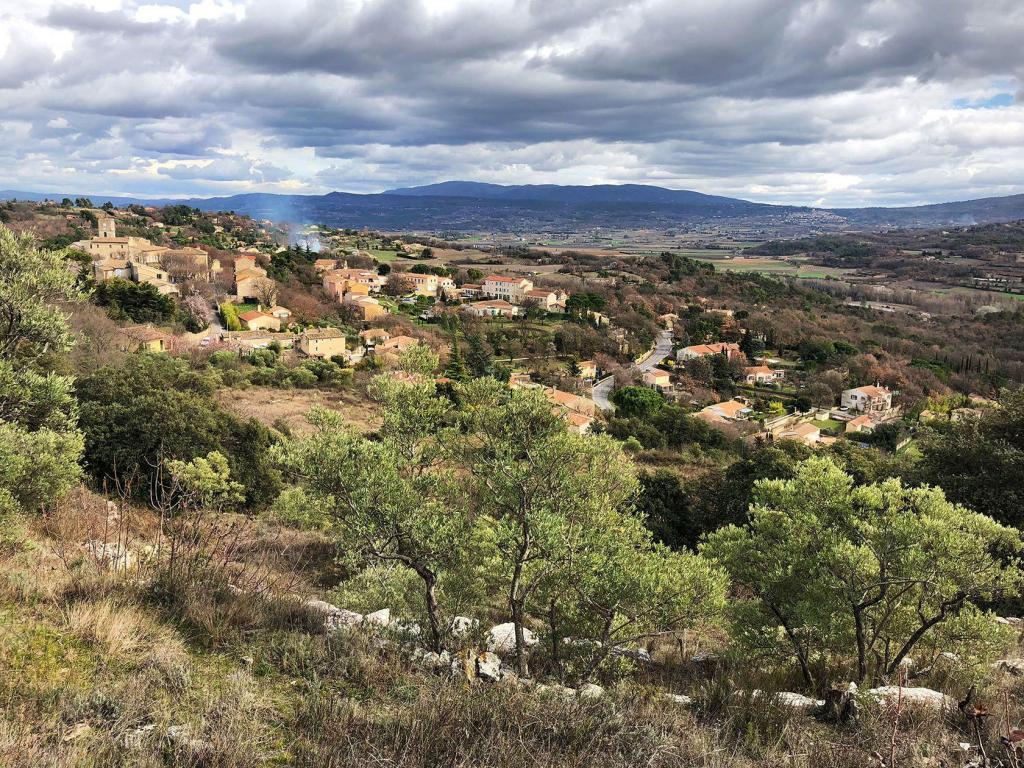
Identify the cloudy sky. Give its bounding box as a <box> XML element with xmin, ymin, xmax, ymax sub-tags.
<box><xmin>0</xmin><ymin>0</ymin><xmax>1022</xmax><ymax>206</ymax></box>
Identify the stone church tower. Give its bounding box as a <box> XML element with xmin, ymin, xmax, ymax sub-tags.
<box><xmin>97</xmin><ymin>215</ymin><xmax>116</xmax><ymax>238</ymax></box>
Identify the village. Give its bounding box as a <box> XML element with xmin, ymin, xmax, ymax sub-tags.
<box><xmin>61</xmin><ymin>202</ymin><xmax>959</xmax><ymax>456</ymax></box>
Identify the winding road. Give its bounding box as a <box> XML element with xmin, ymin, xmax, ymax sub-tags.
<box><xmin>592</xmin><ymin>329</ymin><xmax>674</xmax><ymax>411</ymax></box>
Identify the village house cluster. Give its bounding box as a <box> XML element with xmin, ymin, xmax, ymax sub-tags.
<box><xmin>78</xmin><ymin>213</ymin><xmax>220</xmax><ymax>295</ymax></box>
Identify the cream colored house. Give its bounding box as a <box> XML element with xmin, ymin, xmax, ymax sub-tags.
<box><xmin>268</xmin><ymin>306</ymin><xmax>292</xmax><ymax>323</ymax></box>
<box><xmin>299</xmin><ymin>328</ymin><xmax>347</xmax><ymax>358</ymax></box>
<box><xmin>576</xmin><ymin>360</ymin><xmax>598</xmax><ymax>380</ymax></box>
<box><xmin>131</xmin><ymin>262</ymin><xmax>179</xmax><ymax>295</ymax></box>
<box><xmin>234</xmin><ymin>268</ymin><xmax>271</xmax><ymax>302</ymax></box>
<box><xmin>93</xmin><ymin>259</ymin><xmax>131</xmax><ymax>282</ymax></box>
<box><xmin>776</xmin><ymin>421</ymin><xmax>821</xmax><ymax>446</ymax></box>
<box><xmin>238</xmin><ymin>311</ymin><xmax>281</xmax><ymax>332</ymax></box>
<box><xmin>524</xmin><ymin>288</ymin><xmax>568</xmax><ymax>312</ymax></box>
<box><xmin>841</xmin><ymin>385</ymin><xmax>893</xmax><ymax>413</ymax></box>
<box><xmin>744</xmin><ymin>365</ymin><xmax>785</xmax><ymax>385</ymax></box>
<box><xmin>678</xmin><ymin>342</ymin><xmax>741</xmax><ymax>361</ymax></box>
<box><xmin>462</xmin><ymin>299</ymin><xmax>519</xmax><ymax>318</ymax></box>
<box><xmin>359</xmin><ymin>328</ymin><xmax>391</xmax><ymax>346</ymax></box>
<box><xmin>343</xmin><ymin>294</ymin><xmax>387</xmax><ymax>321</ymax></box>
<box><xmin>483</xmin><ymin>275</ymin><xmax>534</xmax><ymax>304</ymax></box>
<box><xmin>404</xmin><ymin>272</ymin><xmax>456</xmax><ymax>297</ymax></box>
<box><xmin>643</xmin><ymin>370</ymin><xmax>672</xmax><ymax>391</ymax></box>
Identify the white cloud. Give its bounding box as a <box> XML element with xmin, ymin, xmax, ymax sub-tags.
<box><xmin>0</xmin><ymin>0</ymin><xmax>1020</xmax><ymax>206</ymax></box>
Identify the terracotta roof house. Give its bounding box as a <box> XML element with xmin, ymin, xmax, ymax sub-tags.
<box><xmin>565</xmin><ymin>411</ymin><xmax>595</xmax><ymax>435</ymax></box>
<box><xmin>845</xmin><ymin>414</ymin><xmax>875</xmax><ymax>433</ymax></box>
<box><xmin>376</xmin><ymin>335</ymin><xmax>420</xmax><ymax>353</ymax></box>
<box><xmin>238</xmin><ymin>310</ymin><xmax>281</xmax><ymax>332</ymax></box>
<box><xmin>359</xmin><ymin>328</ymin><xmax>391</xmax><ymax>345</ymax></box>
<box><xmin>643</xmin><ymin>370</ymin><xmax>672</xmax><ymax>391</ymax></box>
<box><xmin>123</xmin><ymin>324</ymin><xmax>170</xmax><ymax>353</ymax></box>
<box><xmin>461</xmin><ymin>299</ymin><xmax>519</xmax><ymax>318</ymax></box>
<box><xmin>543</xmin><ymin>387</ymin><xmax>597</xmax><ymax>418</ymax></box>
<box><xmin>776</xmin><ymin>421</ymin><xmax>821</xmax><ymax>446</ymax></box>
<box><xmin>841</xmin><ymin>385</ymin><xmax>893</xmax><ymax>413</ymax></box>
<box><xmin>698</xmin><ymin>400</ymin><xmax>752</xmax><ymax>422</ymax></box>
<box><xmin>299</xmin><ymin>327</ymin><xmax>347</xmax><ymax>359</ymax></box>
<box><xmin>678</xmin><ymin>342</ymin><xmax>741</xmax><ymax>361</ymax></box>
<box><xmin>744</xmin><ymin>365</ymin><xmax>785</xmax><ymax>385</ymax></box>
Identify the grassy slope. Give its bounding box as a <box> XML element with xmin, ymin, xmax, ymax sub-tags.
<box><xmin>2</xmin><ymin>492</ymin><xmax>1022</xmax><ymax>767</ymax></box>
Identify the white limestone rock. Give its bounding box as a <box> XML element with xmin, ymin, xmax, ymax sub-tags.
<box><xmin>476</xmin><ymin>652</ymin><xmax>503</xmax><ymax>682</ymax></box>
<box><xmin>868</xmin><ymin>686</ymin><xmax>955</xmax><ymax>711</ymax></box>
<box><xmin>364</xmin><ymin>608</ymin><xmax>391</xmax><ymax>627</ymax></box>
<box><xmin>449</xmin><ymin>616</ymin><xmax>478</xmax><ymax>638</ymax></box>
<box><xmin>487</xmin><ymin>622</ymin><xmax>538</xmax><ymax>654</ymax></box>
<box><xmin>577</xmin><ymin>683</ymin><xmax>605</xmax><ymax>700</ymax></box>
<box><xmin>413</xmin><ymin>649</ymin><xmax>451</xmax><ymax>672</ymax></box>
<box><xmin>662</xmin><ymin>693</ymin><xmax>694</xmax><ymax>706</ymax></box>
<box><xmin>85</xmin><ymin>540</ymin><xmax>136</xmax><ymax>569</ymax></box>
<box><xmin>304</xmin><ymin>599</ymin><xmax>362</xmax><ymax>632</ymax></box>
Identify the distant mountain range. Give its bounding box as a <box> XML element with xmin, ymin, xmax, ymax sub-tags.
<box><xmin>4</xmin><ymin>182</ymin><xmax>1023</xmax><ymax>233</ymax></box>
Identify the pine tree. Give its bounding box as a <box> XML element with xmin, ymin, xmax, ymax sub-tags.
<box><xmin>445</xmin><ymin>333</ymin><xmax>469</xmax><ymax>381</ymax></box>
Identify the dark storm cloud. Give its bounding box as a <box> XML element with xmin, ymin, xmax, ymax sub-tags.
<box><xmin>0</xmin><ymin>0</ymin><xmax>1022</xmax><ymax>204</ymax></box>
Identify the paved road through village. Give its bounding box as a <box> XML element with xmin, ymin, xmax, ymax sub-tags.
<box><xmin>592</xmin><ymin>329</ymin><xmax>674</xmax><ymax>411</ymax></box>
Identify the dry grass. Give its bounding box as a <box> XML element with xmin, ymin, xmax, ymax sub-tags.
<box><xmin>4</xmin><ymin>492</ymin><xmax>1024</xmax><ymax>767</ymax></box>
<box><xmin>217</xmin><ymin>385</ymin><xmax>382</xmax><ymax>436</ymax></box>
<box><xmin>65</xmin><ymin>598</ymin><xmax>188</xmax><ymax>666</ymax></box>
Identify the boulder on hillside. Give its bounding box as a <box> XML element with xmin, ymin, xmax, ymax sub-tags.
<box><xmin>476</xmin><ymin>652</ymin><xmax>503</xmax><ymax>682</ymax></box>
<box><xmin>992</xmin><ymin>658</ymin><xmax>1024</xmax><ymax>676</ymax></box>
<box><xmin>750</xmin><ymin>690</ymin><xmax>823</xmax><ymax>713</ymax></box>
<box><xmin>85</xmin><ymin>540</ymin><xmax>136</xmax><ymax>569</ymax></box>
<box><xmin>487</xmin><ymin>622</ymin><xmax>538</xmax><ymax>654</ymax></box>
<box><xmin>304</xmin><ymin>599</ymin><xmax>362</xmax><ymax>632</ymax></box>
<box><xmin>412</xmin><ymin>648</ymin><xmax>451</xmax><ymax>672</ymax></box>
<box><xmin>577</xmin><ymin>683</ymin><xmax>605</xmax><ymax>700</ymax></box>
<box><xmin>662</xmin><ymin>692</ymin><xmax>693</xmax><ymax>707</ymax></box>
<box><xmin>449</xmin><ymin>616</ymin><xmax>478</xmax><ymax>638</ymax></box>
<box><xmin>364</xmin><ymin>608</ymin><xmax>391</xmax><ymax>627</ymax></box>
<box><xmin>868</xmin><ymin>686</ymin><xmax>955</xmax><ymax>711</ymax></box>
<box><xmin>534</xmin><ymin>683</ymin><xmax>576</xmax><ymax>700</ymax></box>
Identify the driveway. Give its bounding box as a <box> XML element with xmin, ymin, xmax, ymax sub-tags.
<box><xmin>592</xmin><ymin>329</ymin><xmax>673</xmax><ymax>411</ymax></box>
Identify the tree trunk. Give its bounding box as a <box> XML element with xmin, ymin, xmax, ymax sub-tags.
<box><xmin>422</xmin><ymin>571</ymin><xmax>443</xmax><ymax>653</ymax></box>
<box><xmin>548</xmin><ymin>600</ymin><xmax>563</xmax><ymax>678</ymax></box>
<box><xmin>509</xmin><ymin>527</ymin><xmax>531</xmax><ymax>677</ymax></box>
<box><xmin>854</xmin><ymin>607</ymin><xmax>868</xmax><ymax>684</ymax></box>
<box><xmin>885</xmin><ymin>598</ymin><xmax>963</xmax><ymax>677</ymax></box>
<box><xmin>769</xmin><ymin>603</ymin><xmax>814</xmax><ymax>687</ymax></box>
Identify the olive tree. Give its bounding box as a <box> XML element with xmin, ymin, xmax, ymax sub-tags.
<box><xmin>457</xmin><ymin>379</ymin><xmax>638</xmax><ymax>676</ymax></box>
<box><xmin>703</xmin><ymin>457</ymin><xmax>1022</xmax><ymax>686</ymax></box>
<box><xmin>276</xmin><ymin>377</ymin><xmax>468</xmax><ymax>651</ymax></box>
<box><xmin>544</xmin><ymin>506</ymin><xmax>727</xmax><ymax>682</ymax></box>
<box><xmin>0</xmin><ymin>225</ymin><xmax>83</xmax><ymax>525</ymax></box>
